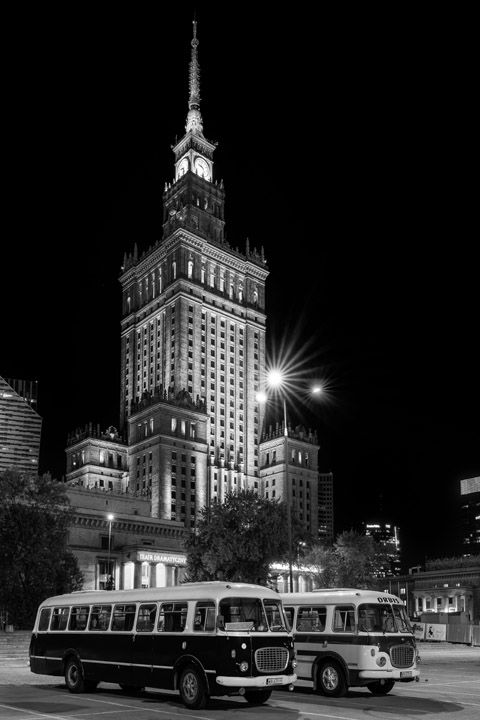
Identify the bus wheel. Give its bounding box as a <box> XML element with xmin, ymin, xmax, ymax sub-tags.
<box><xmin>367</xmin><ymin>679</ymin><xmax>395</xmax><ymax>695</ymax></box>
<box><xmin>244</xmin><ymin>689</ymin><xmax>272</xmax><ymax>704</ymax></box>
<box><xmin>65</xmin><ymin>657</ymin><xmax>86</xmax><ymax>693</ymax></box>
<box><xmin>318</xmin><ymin>660</ymin><xmax>347</xmax><ymax>697</ymax></box>
<box><xmin>179</xmin><ymin>664</ymin><xmax>208</xmax><ymax>709</ymax></box>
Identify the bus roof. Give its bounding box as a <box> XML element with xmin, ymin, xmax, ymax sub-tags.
<box><xmin>280</xmin><ymin>588</ymin><xmax>404</xmax><ymax>605</ymax></box>
<box><xmin>37</xmin><ymin>582</ymin><xmax>282</xmax><ymax>608</ymax></box>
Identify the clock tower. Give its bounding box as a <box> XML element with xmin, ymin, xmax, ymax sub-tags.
<box><xmin>119</xmin><ymin>20</ymin><xmax>269</xmax><ymax>527</ymax></box>
<box><xmin>164</xmin><ymin>21</ymin><xmax>223</xmax><ymax>242</ymax></box>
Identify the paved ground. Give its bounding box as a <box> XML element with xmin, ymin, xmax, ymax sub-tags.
<box><xmin>1</xmin><ymin>642</ymin><xmax>479</xmax><ymax>685</ymax></box>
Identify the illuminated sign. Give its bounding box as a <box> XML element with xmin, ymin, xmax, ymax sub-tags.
<box><xmin>137</xmin><ymin>552</ymin><xmax>186</xmax><ymax>565</ymax></box>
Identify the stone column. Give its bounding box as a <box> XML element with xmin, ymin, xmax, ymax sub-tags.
<box><xmin>134</xmin><ymin>561</ymin><xmax>143</xmax><ymax>589</ymax></box>
<box><xmin>150</xmin><ymin>562</ymin><xmax>158</xmax><ymax>588</ymax></box>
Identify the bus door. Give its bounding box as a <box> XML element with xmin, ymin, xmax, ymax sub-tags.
<box><xmin>129</xmin><ymin>603</ymin><xmax>158</xmax><ymax>688</ymax></box>
<box><xmin>185</xmin><ymin>601</ymin><xmax>217</xmax><ymax>679</ymax></box>
<box><xmin>150</xmin><ymin>601</ymin><xmax>189</xmax><ymax>690</ymax></box>
<box><xmin>98</xmin><ymin>603</ymin><xmax>133</xmax><ymax>684</ymax></box>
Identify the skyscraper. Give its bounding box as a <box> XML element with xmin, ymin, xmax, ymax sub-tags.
<box><xmin>0</xmin><ymin>376</ymin><xmax>42</xmax><ymax>473</ymax></box>
<box><xmin>460</xmin><ymin>476</ymin><xmax>480</xmax><ymax>553</ymax></box>
<box><xmin>118</xmin><ymin>21</ymin><xmax>269</xmax><ymax>527</ymax></box>
<box><xmin>64</xmin><ymin>21</ymin><xmax>325</xmax><ymax>589</ymax></box>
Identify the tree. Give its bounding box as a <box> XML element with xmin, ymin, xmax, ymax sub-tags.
<box><xmin>303</xmin><ymin>530</ymin><xmax>387</xmax><ymax>589</ymax></box>
<box><xmin>183</xmin><ymin>489</ymin><xmax>308</xmax><ymax>586</ymax></box>
<box><xmin>333</xmin><ymin>530</ymin><xmax>379</xmax><ymax>588</ymax></box>
<box><xmin>301</xmin><ymin>544</ymin><xmax>338</xmax><ymax>588</ymax></box>
<box><xmin>0</xmin><ymin>469</ymin><xmax>83</xmax><ymax>629</ymax></box>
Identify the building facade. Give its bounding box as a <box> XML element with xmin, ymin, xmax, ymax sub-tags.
<box><xmin>0</xmin><ymin>375</ymin><xmax>42</xmax><ymax>474</ymax></box>
<box><xmin>460</xmin><ymin>475</ymin><xmax>480</xmax><ymax>553</ymax></box>
<box><xmin>63</xmin><ymin>21</ymin><xmax>327</xmax><ymax>591</ymax></box>
<box><xmin>363</xmin><ymin>522</ymin><xmax>402</xmax><ymax>577</ymax></box>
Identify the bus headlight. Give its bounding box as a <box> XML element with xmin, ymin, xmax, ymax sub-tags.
<box><xmin>376</xmin><ymin>656</ymin><xmax>387</xmax><ymax>667</ymax></box>
<box><xmin>238</xmin><ymin>661</ymin><xmax>249</xmax><ymax>672</ymax></box>
<box><xmin>291</xmin><ymin>658</ymin><xmax>298</xmax><ymax>669</ymax></box>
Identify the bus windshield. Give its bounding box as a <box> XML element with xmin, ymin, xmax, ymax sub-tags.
<box><xmin>358</xmin><ymin>603</ymin><xmax>412</xmax><ymax>633</ymax></box>
<box><xmin>218</xmin><ymin>596</ymin><xmax>286</xmax><ymax>632</ymax></box>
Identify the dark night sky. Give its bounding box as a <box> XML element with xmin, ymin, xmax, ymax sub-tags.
<box><xmin>2</xmin><ymin>7</ymin><xmax>478</xmax><ymax>569</ymax></box>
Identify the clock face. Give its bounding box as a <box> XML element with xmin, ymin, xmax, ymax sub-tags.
<box><xmin>178</xmin><ymin>158</ymin><xmax>189</xmax><ymax>177</ymax></box>
<box><xmin>194</xmin><ymin>157</ymin><xmax>210</xmax><ymax>180</ymax></box>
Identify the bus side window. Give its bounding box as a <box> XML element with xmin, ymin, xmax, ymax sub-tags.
<box><xmin>90</xmin><ymin>605</ymin><xmax>112</xmax><ymax>631</ymax></box>
<box><xmin>69</xmin><ymin>606</ymin><xmax>89</xmax><ymax>631</ymax></box>
<box><xmin>283</xmin><ymin>607</ymin><xmax>294</xmax><ymax>631</ymax></box>
<box><xmin>333</xmin><ymin>605</ymin><xmax>355</xmax><ymax>633</ymax></box>
<box><xmin>136</xmin><ymin>604</ymin><xmax>157</xmax><ymax>632</ymax></box>
<box><xmin>205</xmin><ymin>607</ymin><xmax>216</xmax><ymax>631</ymax></box>
<box><xmin>157</xmin><ymin>603</ymin><xmax>187</xmax><ymax>632</ymax></box>
<box><xmin>112</xmin><ymin>604</ymin><xmax>136</xmax><ymax>631</ymax></box>
<box><xmin>51</xmin><ymin>607</ymin><xmax>70</xmax><ymax>631</ymax></box>
<box><xmin>38</xmin><ymin>608</ymin><xmax>51</xmax><ymax>631</ymax></box>
<box><xmin>193</xmin><ymin>601</ymin><xmax>215</xmax><ymax>632</ymax></box>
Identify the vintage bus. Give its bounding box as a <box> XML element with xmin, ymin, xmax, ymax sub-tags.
<box><xmin>29</xmin><ymin>581</ymin><xmax>297</xmax><ymax>709</ymax></box>
<box><xmin>281</xmin><ymin>588</ymin><xmax>420</xmax><ymax>697</ymax></box>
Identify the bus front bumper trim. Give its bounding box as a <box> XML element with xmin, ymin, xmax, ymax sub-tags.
<box><xmin>358</xmin><ymin>669</ymin><xmax>420</xmax><ymax>680</ymax></box>
<box><xmin>216</xmin><ymin>673</ymin><xmax>297</xmax><ymax>688</ymax></box>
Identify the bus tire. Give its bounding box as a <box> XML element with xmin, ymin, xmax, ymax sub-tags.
<box><xmin>244</xmin><ymin>689</ymin><xmax>272</xmax><ymax>704</ymax></box>
<box><xmin>367</xmin><ymin>679</ymin><xmax>395</xmax><ymax>695</ymax></box>
<box><xmin>65</xmin><ymin>656</ymin><xmax>86</xmax><ymax>693</ymax></box>
<box><xmin>318</xmin><ymin>659</ymin><xmax>347</xmax><ymax>697</ymax></box>
<box><xmin>179</xmin><ymin>664</ymin><xmax>208</xmax><ymax>709</ymax></box>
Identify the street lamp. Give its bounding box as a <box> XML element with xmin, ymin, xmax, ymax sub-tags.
<box><xmin>107</xmin><ymin>513</ymin><xmax>114</xmax><ymax>589</ymax></box>
<box><xmin>260</xmin><ymin>370</ymin><xmax>322</xmax><ymax>593</ymax></box>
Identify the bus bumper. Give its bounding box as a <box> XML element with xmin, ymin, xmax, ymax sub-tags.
<box><xmin>358</xmin><ymin>668</ymin><xmax>420</xmax><ymax>681</ymax></box>
<box><xmin>216</xmin><ymin>673</ymin><xmax>297</xmax><ymax>688</ymax></box>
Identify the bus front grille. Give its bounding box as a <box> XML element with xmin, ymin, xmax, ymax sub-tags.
<box><xmin>255</xmin><ymin>646</ymin><xmax>289</xmax><ymax>672</ymax></box>
<box><xmin>390</xmin><ymin>644</ymin><xmax>415</xmax><ymax>668</ymax></box>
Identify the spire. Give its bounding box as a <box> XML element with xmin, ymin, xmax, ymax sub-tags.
<box><xmin>186</xmin><ymin>19</ymin><xmax>204</xmax><ymax>136</ymax></box>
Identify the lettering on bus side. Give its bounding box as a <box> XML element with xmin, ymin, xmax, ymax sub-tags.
<box><xmin>377</xmin><ymin>597</ymin><xmax>401</xmax><ymax>604</ymax></box>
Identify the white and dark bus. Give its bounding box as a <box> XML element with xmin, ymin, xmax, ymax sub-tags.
<box><xmin>29</xmin><ymin>581</ymin><xmax>297</xmax><ymax>709</ymax></box>
<box><xmin>281</xmin><ymin>588</ymin><xmax>420</xmax><ymax>697</ymax></box>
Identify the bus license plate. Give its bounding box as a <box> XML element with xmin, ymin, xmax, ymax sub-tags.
<box><xmin>266</xmin><ymin>677</ymin><xmax>283</xmax><ymax>685</ymax></box>
<box><xmin>400</xmin><ymin>671</ymin><xmax>412</xmax><ymax>678</ymax></box>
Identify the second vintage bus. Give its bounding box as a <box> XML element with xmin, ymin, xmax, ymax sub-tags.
<box><xmin>281</xmin><ymin>587</ymin><xmax>420</xmax><ymax>697</ymax></box>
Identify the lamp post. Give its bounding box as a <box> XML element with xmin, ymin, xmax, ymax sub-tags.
<box><xmin>260</xmin><ymin>370</ymin><xmax>323</xmax><ymax>594</ymax></box>
<box><xmin>107</xmin><ymin>513</ymin><xmax>114</xmax><ymax>589</ymax></box>
<box><xmin>281</xmin><ymin>395</ymin><xmax>294</xmax><ymax>593</ymax></box>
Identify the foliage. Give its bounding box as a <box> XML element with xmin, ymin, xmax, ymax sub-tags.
<box><xmin>303</xmin><ymin>530</ymin><xmax>387</xmax><ymax>589</ymax></box>
<box><xmin>0</xmin><ymin>469</ymin><xmax>83</xmax><ymax>629</ymax></box>
<box><xmin>183</xmin><ymin>489</ymin><xmax>309</xmax><ymax>586</ymax></box>
<box><xmin>426</xmin><ymin>555</ymin><xmax>480</xmax><ymax>571</ymax></box>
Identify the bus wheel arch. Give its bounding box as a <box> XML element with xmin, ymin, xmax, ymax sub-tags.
<box><xmin>177</xmin><ymin>661</ymin><xmax>209</xmax><ymax>710</ymax></box>
<box><xmin>64</xmin><ymin>654</ymin><xmax>86</xmax><ymax>694</ymax></box>
<box><xmin>317</xmin><ymin>656</ymin><xmax>348</xmax><ymax>697</ymax></box>
<box><xmin>313</xmin><ymin>652</ymin><xmax>349</xmax><ymax>695</ymax></box>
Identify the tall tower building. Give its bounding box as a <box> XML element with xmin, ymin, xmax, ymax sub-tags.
<box><xmin>118</xmin><ymin>22</ymin><xmax>269</xmax><ymax>526</ymax></box>
<box><xmin>460</xmin><ymin>475</ymin><xmax>480</xmax><ymax>553</ymax></box>
<box><xmin>318</xmin><ymin>471</ymin><xmax>334</xmax><ymax>545</ymax></box>
<box><xmin>363</xmin><ymin>522</ymin><xmax>402</xmax><ymax>577</ymax></box>
<box><xmin>0</xmin><ymin>375</ymin><xmax>42</xmax><ymax>473</ymax></box>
